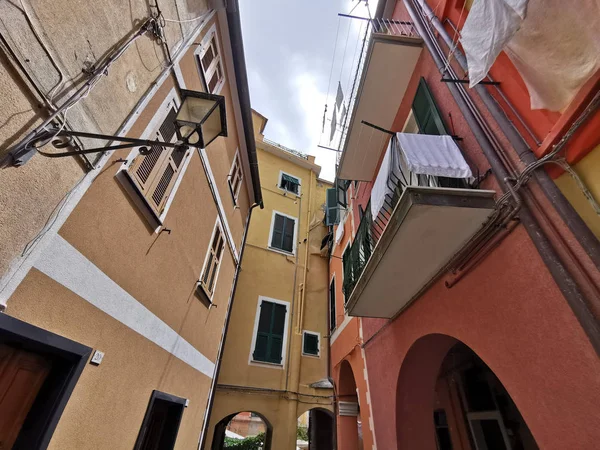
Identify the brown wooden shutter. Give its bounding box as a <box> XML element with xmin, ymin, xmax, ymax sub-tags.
<box><xmin>127</xmin><ymin>107</ymin><xmax>190</xmax><ymax>218</ymax></box>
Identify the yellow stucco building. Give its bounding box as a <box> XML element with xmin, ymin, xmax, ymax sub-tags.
<box><xmin>203</xmin><ymin>111</ymin><xmax>334</xmax><ymax>450</ymax></box>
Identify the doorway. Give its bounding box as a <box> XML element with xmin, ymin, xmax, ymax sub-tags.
<box><xmin>134</xmin><ymin>390</ymin><xmax>186</xmax><ymax>450</ymax></box>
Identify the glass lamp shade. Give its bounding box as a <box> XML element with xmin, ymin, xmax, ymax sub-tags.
<box><xmin>175</xmin><ymin>90</ymin><xmax>227</xmax><ymax>148</ymax></box>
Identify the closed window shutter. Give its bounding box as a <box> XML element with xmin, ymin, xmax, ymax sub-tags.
<box><xmin>412</xmin><ymin>78</ymin><xmax>447</xmax><ymax>136</ymax></box>
<box><xmin>271</xmin><ymin>214</ymin><xmax>285</xmax><ymax>249</ymax></box>
<box><xmin>200</xmin><ymin>224</ymin><xmax>224</xmax><ymax>297</ymax></box>
<box><xmin>325</xmin><ymin>188</ymin><xmax>340</xmax><ymax>226</ymax></box>
<box><xmin>329</xmin><ymin>279</ymin><xmax>336</xmax><ymax>332</ymax></box>
<box><xmin>253</xmin><ymin>301</ymin><xmax>287</xmax><ymax>364</ymax></box>
<box><xmin>282</xmin><ymin>217</ymin><xmax>295</xmax><ymax>252</ymax></box>
<box><xmin>128</xmin><ymin>107</ymin><xmax>189</xmax><ymax>218</ymax></box>
<box><xmin>199</xmin><ymin>35</ymin><xmax>224</xmax><ymax>94</ymax></box>
<box><xmin>228</xmin><ymin>152</ymin><xmax>243</xmax><ymax>204</ymax></box>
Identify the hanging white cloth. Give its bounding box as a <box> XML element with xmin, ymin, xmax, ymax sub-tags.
<box><xmin>335</xmin><ymin>216</ymin><xmax>345</xmax><ymax>244</ymax></box>
<box><xmin>396</xmin><ymin>133</ymin><xmax>472</xmax><ymax>178</ymax></box>
<box><xmin>370</xmin><ymin>138</ymin><xmax>396</xmax><ymax>220</ymax></box>
<box><xmin>461</xmin><ymin>0</ymin><xmax>600</xmax><ymax>111</ymax></box>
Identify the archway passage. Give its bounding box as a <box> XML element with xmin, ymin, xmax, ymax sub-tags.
<box><xmin>397</xmin><ymin>335</ymin><xmax>538</xmax><ymax>450</ymax></box>
<box><xmin>211</xmin><ymin>411</ymin><xmax>272</xmax><ymax>450</ymax></box>
<box><xmin>297</xmin><ymin>408</ymin><xmax>334</xmax><ymax>450</ymax></box>
<box><xmin>337</xmin><ymin>360</ymin><xmax>363</xmax><ymax>450</ymax></box>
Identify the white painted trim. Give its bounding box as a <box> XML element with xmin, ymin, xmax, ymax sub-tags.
<box><xmin>248</xmin><ymin>295</ymin><xmax>291</xmax><ymax>368</ymax></box>
<box><xmin>359</xmin><ymin>319</ymin><xmax>378</xmax><ymax>450</ymax></box>
<box><xmin>33</xmin><ymin>235</ymin><xmax>215</xmax><ymax>377</ymax></box>
<box><xmin>301</xmin><ymin>330</ymin><xmax>321</xmax><ymax>358</ymax></box>
<box><xmin>267</xmin><ymin>210</ymin><xmax>299</xmax><ymax>256</ymax></box>
<box><xmin>198</xmin><ymin>217</ymin><xmax>224</xmax><ymax>302</ymax></box>
<box><xmin>278</xmin><ymin>170</ymin><xmax>302</xmax><ymax>197</ymax></box>
<box><xmin>0</xmin><ymin>13</ymin><xmax>215</xmax><ymax>308</ymax></box>
<box><xmin>172</xmin><ymin>63</ymin><xmax>187</xmax><ymax>89</ymax></box>
<box><xmin>198</xmin><ymin>148</ymin><xmax>239</xmax><ymax>262</ymax></box>
<box><xmin>194</xmin><ymin>23</ymin><xmax>225</xmax><ymax>95</ymax></box>
<box><xmin>330</xmin><ymin>315</ymin><xmax>353</xmax><ymax>345</ymax></box>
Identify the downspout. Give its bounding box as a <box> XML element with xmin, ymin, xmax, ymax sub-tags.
<box><xmin>415</xmin><ymin>0</ymin><xmax>600</xmax><ymax>269</ymax></box>
<box><xmin>404</xmin><ymin>0</ymin><xmax>600</xmax><ymax>355</ymax></box>
<box><xmin>225</xmin><ymin>0</ymin><xmax>263</xmax><ymax>208</ymax></box>
<box><xmin>198</xmin><ymin>202</ymin><xmax>260</xmax><ymax>450</ymax></box>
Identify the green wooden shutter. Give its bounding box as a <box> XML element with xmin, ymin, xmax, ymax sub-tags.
<box><xmin>303</xmin><ymin>333</ymin><xmax>319</xmax><ymax>356</ymax></box>
<box><xmin>282</xmin><ymin>217</ymin><xmax>295</xmax><ymax>253</ymax></box>
<box><xmin>325</xmin><ymin>188</ymin><xmax>340</xmax><ymax>226</ymax></box>
<box><xmin>412</xmin><ymin>78</ymin><xmax>447</xmax><ymax>136</ymax></box>
<box><xmin>253</xmin><ymin>301</ymin><xmax>287</xmax><ymax>364</ymax></box>
<box><xmin>271</xmin><ymin>214</ymin><xmax>285</xmax><ymax>249</ymax></box>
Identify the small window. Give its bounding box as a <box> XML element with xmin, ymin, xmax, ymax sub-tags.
<box><xmin>134</xmin><ymin>390</ymin><xmax>186</xmax><ymax>450</ymax></box>
<box><xmin>196</xmin><ymin>28</ymin><xmax>224</xmax><ymax>94</ymax></box>
<box><xmin>228</xmin><ymin>151</ymin><xmax>243</xmax><ymax>205</ymax></box>
<box><xmin>342</xmin><ymin>244</ymin><xmax>352</xmax><ymax>303</ymax></box>
<box><xmin>252</xmin><ymin>299</ymin><xmax>287</xmax><ymax>364</ymax></box>
<box><xmin>269</xmin><ymin>212</ymin><xmax>296</xmax><ymax>254</ymax></box>
<box><xmin>127</xmin><ymin>106</ymin><xmax>190</xmax><ymax>220</ymax></box>
<box><xmin>198</xmin><ymin>220</ymin><xmax>225</xmax><ymax>300</ymax></box>
<box><xmin>302</xmin><ymin>331</ymin><xmax>320</xmax><ymax>357</ymax></box>
<box><xmin>329</xmin><ymin>278</ymin><xmax>336</xmax><ymax>332</ymax></box>
<box><xmin>336</xmin><ymin>178</ymin><xmax>348</xmax><ymax>208</ymax></box>
<box><xmin>325</xmin><ymin>188</ymin><xmax>340</xmax><ymax>226</ymax></box>
<box><xmin>279</xmin><ymin>172</ymin><xmax>301</xmax><ymax>195</ymax></box>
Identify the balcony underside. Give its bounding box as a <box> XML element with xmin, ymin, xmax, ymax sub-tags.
<box><xmin>338</xmin><ymin>33</ymin><xmax>423</xmax><ymax>182</ymax></box>
<box><xmin>346</xmin><ymin>187</ymin><xmax>496</xmax><ymax>318</ymax></box>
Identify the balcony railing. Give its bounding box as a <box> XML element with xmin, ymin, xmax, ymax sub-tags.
<box><xmin>336</xmin><ymin>18</ymin><xmax>420</xmax><ymax>165</ymax></box>
<box><xmin>263</xmin><ymin>138</ymin><xmax>309</xmax><ymax>160</ymax></box>
<box><xmin>342</xmin><ymin>170</ymin><xmax>468</xmax><ymax>300</ymax></box>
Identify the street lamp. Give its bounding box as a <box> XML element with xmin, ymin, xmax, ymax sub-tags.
<box><xmin>6</xmin><ymin>89</ymin><xmax>228</xmax><ymax>164</ymax></box>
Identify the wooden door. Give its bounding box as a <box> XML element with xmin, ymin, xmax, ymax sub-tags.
<box><xmin>0</xmin><ymin>344</ymin><xmax>51</xmax><ymax>449</ymax></box>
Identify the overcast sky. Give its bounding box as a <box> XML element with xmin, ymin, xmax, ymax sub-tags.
<box><xmin>240</xmin><ymin>0</ymin><xmax>378</xmax><ymax>181</ymax></box>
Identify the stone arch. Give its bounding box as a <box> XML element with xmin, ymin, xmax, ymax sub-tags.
<box><xmin>210</xmin><ymin>410</ymin><xmax>273</xmax><ymax>450</ymax></box>
<box><xmin>336</xmin><ymin>359</ymin><xmax>362</xmax><ymax>450</ymax></box>
<box><xmin>395</xmin><ymin>333</ymin><xmax>537</xmax><ymax>450</ymax></box>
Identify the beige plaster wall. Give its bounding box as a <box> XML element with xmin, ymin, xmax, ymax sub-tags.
<box><xmin>9</xmin><ymin>269</ymin><xmax>212</xmax><ymax>449</ymax></box>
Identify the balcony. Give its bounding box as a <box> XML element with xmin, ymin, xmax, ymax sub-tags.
<box><xmin>342</xmin><ymin>135</ymin><xmax>496</xmax><ymax>318</ymax></box>
<box><xmin>337</xmin><ymin>19</ymin><xmax>423</xmax><ymax>182</ymax></box>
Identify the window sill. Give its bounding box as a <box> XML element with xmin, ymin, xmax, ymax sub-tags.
<box><xmin>250</xmin><ymin>359</ymin><xmax>284</xmax><ymax>369</ymax></box>
<box><xmin>278</xmin><ymin>187</ymin><xmax>301</xmax><ymax>197</ymax></box>
<box><xmin>267</xmin><ymin>246</ymin><xmax>295</xmax><ymax>257</ymax></box>
<box><xmin>301</xmin><ymin>352</ymin><xmax>320</xmax><ymax>359</ymax></box>
<box><xmin>195</xmin><ymin>284</ymin><xmax>213</xmax><ymax>308</ymax></box>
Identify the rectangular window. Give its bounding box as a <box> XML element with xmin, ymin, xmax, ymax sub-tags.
<box><xmin>134</xmin><ymin>390</ymin><xmax>186</xmax><ymax>450</ymax></box>
<box><xmin>342</xmin><ymin>244</ymin><xmax>352</xmax><ymax>303</ymax></box>
<box><xmin>302</xmin><ymin>331</ymin><xmax>320</xmax><ymax>357</ymax></box>
<box><xmin>196</xmin><ymin>28</ymin><xmax>224</xmax><ymax>94</ymax></box>
<box><xmin>198</xmin><ymin>220</ymin><xmax>225</xmax><ymax>300</ymax></box>
<box><xmin>329</xmin><ymin>278</ymin><xmax>336</xmax><ymax>332</ymax></box>
<box><xmin>269</xmin><ymin>212</ymin><xmax>296</xmax><ymax>254</ymax></box>
<box><xmin>127</xmin><ymin>106</ymin><xmax>191</xmax><ymax>220</ymax></box>
<box><xmin>228</xmin><ymin>151</ymin><xmax>243</xmax><ymax>205</ymax></box>
<box><xmin>279</xmin><ymin>172</ymin><xmax>301</xmax><ymax>195</ymax></box>
<box><xmin>252</xmin><ymin>299</ymin><xmax>287</xmax><ymax>364</ymax></box>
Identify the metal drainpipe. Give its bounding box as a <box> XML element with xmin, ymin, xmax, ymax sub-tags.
<box><xmin>404</xmin><ymin>0</ymin><xmax>600</xmax><ymax>356</ymax></box>
<box><xmin>415</xmin><ymin>0</ymin><xmax>600</xmax><ymax>269</ymax></box>
<box><xmin>198</xmin><ymin>202</ymin><xmax>260</xmax><ymax>450</ymax></box>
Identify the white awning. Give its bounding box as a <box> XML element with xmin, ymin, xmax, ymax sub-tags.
<box><xmin>461</xmin><ymin>0</ymin><xmax>600</xmax><ymax>111</ymax></box>
<box><xmin>397</xmin><ymin>133</ymin><xmax>472</xmax><ymax>178</ymax></box>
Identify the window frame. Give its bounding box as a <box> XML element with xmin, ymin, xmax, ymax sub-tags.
<box><xmin>341</xmin><ymin>241</ymin><xmax>352</xmax><ymax>305</ymax></box>
<box><xmin>301</xmin><ymin>330</ymin><xmax>321</xmax><ymax>358</ymax></box>
<box><xmin>329</xmin><ymin>276</ymin><xmax>337</xmax><ymax>332</ymax></box>
<box><xmin>248</xmin><ymin>296</ymin><xmax>290</xmax><ymax>368</ymax></box>
<box><xmin>278</xmin><ymin>170</ymin><xmax>302</xmax><ymax>196</ymax></box>
<box><xmin>194</xmin><ymin>24</ymin><xmax>225</xmax><ymax>95</ymax></box>
<box><xmin>227</xmin><ymin>149</ymin><xmax>243</xmax><ymax>206</ymax></box>
<box><xmin>197</xmin><ymin>218</ymin><xmax>225</xmax><ymax>304</ymax></box>
<box><xmin>116</xmin><ymin>87</ymin><xmax>192</xmax><ymax>232</ymax></box>
<box><xmin>133</xmin><ymin>390</ymin><xmax>186</xmax><ymax>450</ymax></box>
<box><xmin>268</xmin><ymin>210</ymin><xmax>299</xmax><ymax>255</ymax></box>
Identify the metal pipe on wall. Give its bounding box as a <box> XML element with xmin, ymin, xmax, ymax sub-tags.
<box><xmin>416</xmin><ymin>0</ymin><xmax>600</xmax><ymax>269</ymax></box>
<box><xmin>403</xmin><ymin>0</ymin><xmax>600</xmax><ymax>355</ymax></box>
